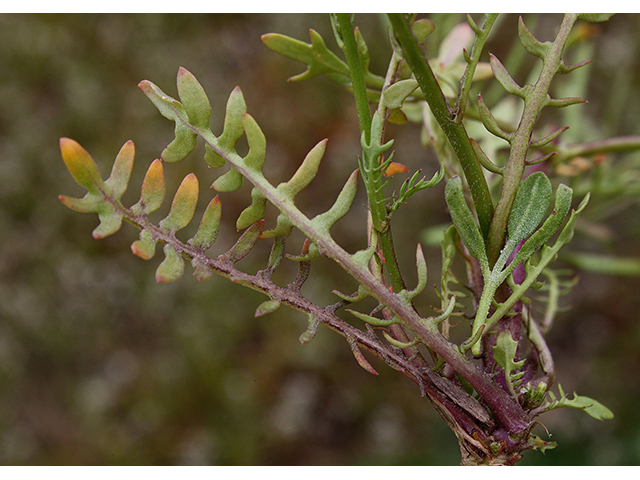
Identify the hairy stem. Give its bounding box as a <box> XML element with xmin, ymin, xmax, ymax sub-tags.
<box><xmin>454</xmin><ymin>13</ymin><xmax>500</xmax><ymax>122</ymax></box>
<box><xmin>486</xmin><ymin>14</ymin><xmax>578</xmax><ymax>265</ymax></box>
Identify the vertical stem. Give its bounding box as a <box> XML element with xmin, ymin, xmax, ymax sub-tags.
<box><xmin>335</xmin><ymin>13</ymin><xmax>372</xmax><ymax>143</ymax></box>
<box><xmin>387</xmin><ymin>13</ymin><xmax>495</xmax><ymax>239</ymax></box>
<box><xmin>485</xmin><ymin>13</ymin><xmax>578</xmax><ymax>265</ymax></box>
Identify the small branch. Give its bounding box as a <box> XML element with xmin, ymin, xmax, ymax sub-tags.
<box><xmin>386</xmin><ymin>13</ymin><xmax>495</xmax><ymax>239</ymax></box>
<box><xmin>486</xmin><ymin>14</ymin><xmax>578</xmax><ymax>266</ymax></box>
<box><xmin>455</xmin><ymin>14</ymin><xmax>500</xmax><ymax>123</ymax></box>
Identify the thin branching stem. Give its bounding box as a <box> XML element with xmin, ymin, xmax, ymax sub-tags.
<box><xmin>387</xmin><ymin>13</ymin><xmax>495</xmax><ymax>239</ymax></box>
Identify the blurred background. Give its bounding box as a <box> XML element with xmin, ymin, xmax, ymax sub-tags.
<box><xmin>1</xmin><ymin>13</ymin><xmax>640</xmax><ymax>465</ymax></box>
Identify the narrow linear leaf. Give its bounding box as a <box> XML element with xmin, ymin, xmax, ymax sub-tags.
<box><xmin>299</xmin><ymin>315</ymin><xmax>320</xmax><ymax>344</ymax></box>
<box><xmin>489</xmin><ymin>54</ymin><xmax>525</xmax><ymax>98</ymax></box>
<box><xmin>347</xmin><ymin>336</ymin><xmax>379</xmax><ymax>375</ymax></box>
<box><xmin>444</xmin><ymin>176</ymin><xmax>489</xmax><ymax>269</ymax></box>
<box><xmin>206</xmin><ymin>86</ymin><xmax>247</xmax><ymax>168</ymax></box>
<box><xmin>517</xmin><ymin>16</ymin><xmax>551</xmax><ymax>59</ymax></box>
<box><xmin>477</xmin><ymin>94</ymin><xmax>513</xmax><ymax>142</ymax></box>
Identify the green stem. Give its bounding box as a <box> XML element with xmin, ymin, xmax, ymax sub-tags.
<box><xmin>485</xmin><ymin>13</ymin><xmax>578</xmax><ymax>266</ymax></box>
<box><xmin>455</xmin><ymin>14</ymin><xmax>500</xmax><ymax>122</ymax></box>
<box><xmin>336</xmin><ymin>13</ymin><xmax>372</xmax><ymax>142</ymax></box>
<box><xmin>387</xmin><ymin>13</ymin><xmax>494</xmax><ymax>239</ymax></box>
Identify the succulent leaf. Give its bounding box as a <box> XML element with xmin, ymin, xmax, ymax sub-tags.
<box><xmin>261</xmin><ymin>30</ymin><xmax>351</xmax><ymax>84</ymax></box>
<box><xmin>59</xmin><ymin>137</ymin><xmax>104</xmax><ymax>192</ymax></box>
<box><xmin>131</xmin><ymin>159</ymin><xmax>166</xmax><ymax>217</ymax></box>
<box><xmin>189</xmin><ymin>196</ymin><xmax>222</xmax><ymax>250</ymax></box>
<box><xmin>156</xmin><ymin>244</ymin><xmax>185</xmax><ymax>283</ymax></box>
<box><xmin>218</xmin><ymin>220</ymin><xmax>264</xmax><ymax>264</ymax></box>
<box><xmin>159</xmin><ymin>173</ymin><xmax>199</xmax><ymax>232</ymax></box>
<box><xmin>131</xmin><ymin>229</ymin><xmax>158</xmax><ymax>260</ymax></box>
<box><xmin>176</xmin><ymin>67</ymin><xmax>211</xmax><ymax>130</ymax></box>
<box><xmin>105</xmin><ymin>140</ymin><xmax>135</xmax><ymax>201</ymax></box>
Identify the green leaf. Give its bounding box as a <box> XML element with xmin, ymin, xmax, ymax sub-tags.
<box><xmin>412</xmin><ymin>18</ymin><xmax>435</xmax><ymax>44</ymax></box>
<box><xmin>255</xmin><ymin>298</ymin><xmax>281</xmax><ymax>317</ymax></box>
<box><xmin>517</xmin><ymin>17</ymin><xmax>551</xmax><ymax>59</ymax></box>
<box><xmin>156</xmin><ymin>244</ymin><xmax>185</xmax><ymax>283</ymax></box>
<box><xmin>578</xmin><ymin>13</ymin><xmax>615</xmax><ymax>22</ymax></box>
<box><xmin>189</xmin><ymin>196</ymin><xmax>222</xmax><ymax>250</ymax></box>
<box><xmin>492</xmin><ymin>330</ymin><xmax>526</xmax><ymax>396</ymax></box>
<box><xmin>444</xmin><ymin>176</ymin><xmax>489</xmax><ymax>271</ymax></box>
<box><xmin>176</xmin><ymin>67</ymin><xmax>211</xmax><ymax>130</ymax></box>
<box><xmin>105</xmin><ymin>140</ymin><xmax>135</xmax><ymax>201</ymax></box>
<box><xmin>218</xmin><ymin>220</ymin><xmax>264</xmax><ymax>264</ymax></box>
<box><xmin>159</xmin><ymin>173</ymin><xmax>199</xmax><ymax>232</ymax></box>
<box><xmin>261</xmin><ymin>30</ymin><xmax>351</xmax><ymax>84</ymax></box>
<box><xmin>563</xmin><ymin>393</ymin><xmax>614</xmax><ymax>420</ymax></box>
<box><xmin>206</xmin><ymin>86</ymin><xmax>247</xmax><ymax>168</ymax></box>
<box><xmin>381</xmin><ymin>79</ymin><xmax>419</xmax><ymax>110</ymax></box>
<box><xmin>131</xmin><ymin>159</ymin><xmax>165</xmax><ymax>217</ymax></box>
<box><xmin>489</xmin><ymin>54</ymin><xmax>526</xmax><ymax>98</ymax></box>
<box><xmin>507</xmin><ymin>172</ymin><xmax>552</xmax><ymax>245</ymax></box>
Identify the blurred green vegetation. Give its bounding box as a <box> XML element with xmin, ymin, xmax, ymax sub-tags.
<box><xmin>1</xmin><ymin>13</ymin><xmax>640</xmax><ymax>465</ymax></box>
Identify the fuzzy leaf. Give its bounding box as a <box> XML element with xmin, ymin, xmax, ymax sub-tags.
<box><xmin>299</xmin><ymin>315</ymin><xmax>320</xmax><ymax>344</ymax></box>
<box><xmin>381</xmin><ymin>79</ymin><xmax>419</xmax><ymax>110</ymax></box>
<box><xmin>176</xmin><ymin>67</ymin><xmax>211</xmax><ymax>130</ymax></box>
<box><xmin>578</xmin><ymin>13</ymin><xmax>615</xmax><ymax>22</ymax></box>
<box><xmin>159</xmin><ymin>173</ymin><xmax>199</xmax><ymax>232</ymax></box>
<box><xmin>489</xmin><ymin>54</ymin><xmax>526</xmax><ymax>99</ymax></box>
<box><xmin>511</xmin><ymin>183</ymin><xmax>574</xmax><ymax>267</ymax></box>
<box><xmin>517</xmin><ymin>17</ymin><xmax>551</xmax><ymax>59</ymax></box>
<box><xmin>156</xmin><ymin>244</ymin><xmax>185</xmax><ymax>283</ymax></box>
<box><xmin>492</xmin><ymin>330</ymin><xmax>526</xmax><ymax>395</ymax></box>
<box><xmin>444</xmin><ymin>176</ymin><xmax>489</xmax><ymax>270</ymax></box>
<box><xmin>189</xmin><ymin>196</ymin><xmax>222</xmax><ymax>250</ymax></box>
<box><xmin>508</xmin><ymin>172</ymin><xmax>552</xmax><ymax>245</ymax></box>
<box><xmin>477</xmin><ymin>94</ymin><xmax>513</xmax><ymax>142</ymax></box>
<box><xmin>131</xmin><ymin>159</ymin><xmax>165</xmax><ymax>217</ymax></box>
<box><xmin>412</xmin><ymin>18</ymin><xmax>435</xmax><ymax>44</ymax></box>
<box><xmin>59</xmin><ymin>138</ymin><xmax>104</xmax><ymax>192</ymax></box>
